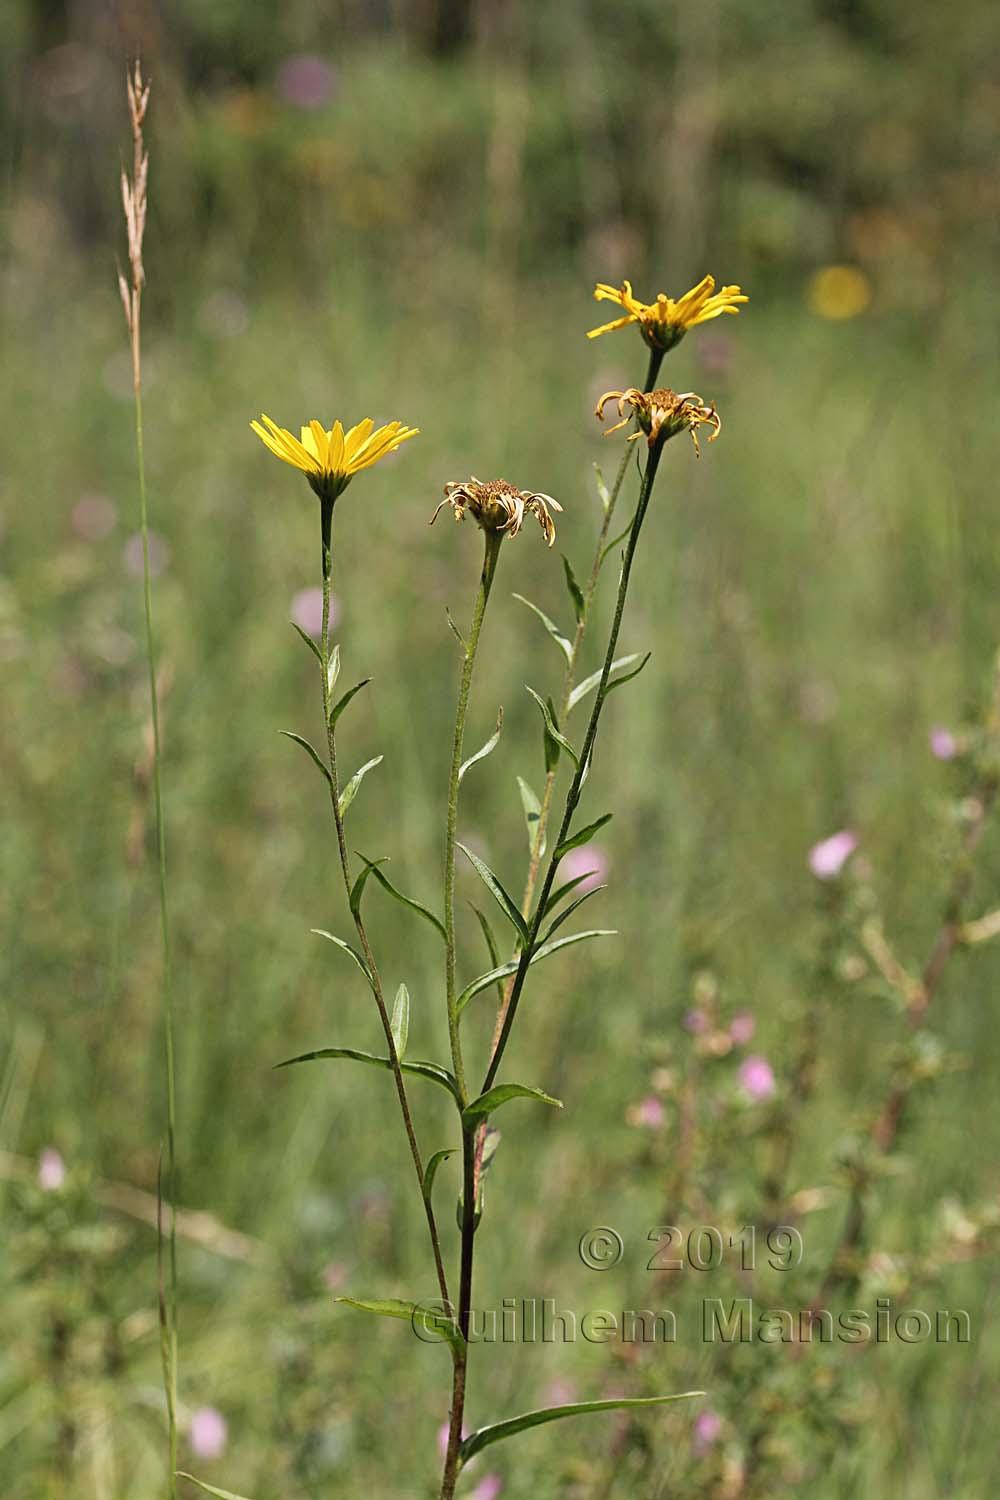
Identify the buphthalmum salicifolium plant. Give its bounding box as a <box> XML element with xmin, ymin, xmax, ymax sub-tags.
<box><xmin>185</xmin><ymin>272</ymin><xmax>747</xmax><ymax>1500</ymax></box>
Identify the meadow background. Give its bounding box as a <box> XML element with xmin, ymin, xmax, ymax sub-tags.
<box><xmin>3</xmin><ymin>1</ymin><xmax>1000</xmax><ymax>1495</ymax></box>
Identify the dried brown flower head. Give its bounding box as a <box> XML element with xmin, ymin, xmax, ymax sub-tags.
<box><xmin>431</xmin><ymin>478</ymin><xmax>562</xmax><ymax>547</ymax></box>
<box><xmin>595</xmin><ymin>387</ymin><xmax>722</xmax><ymax>455</ymax></box>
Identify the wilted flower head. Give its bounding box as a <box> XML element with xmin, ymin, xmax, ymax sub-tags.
<box><xmin>251</xmin><ymin>415</ymin><xmax>418</xmax><ymax>504</ymax></box>
<box><xmin>588</xmin><ymin>275</ymin><xmax>748</xmax><ymax>352</ymax></box>
<box><xmin>596</xmin><ymin>387</ymin><xmax>721</xmax><ymax>454</ymax></box>
<box><xmin>808</xmin><ymin>829</ymin><xmax>858</xmax><ymax>880</ymax></box>
<box><xmin>431</xmin><ymin>477</ymin><xmax>562</xmax><ymax>547</ymax></box>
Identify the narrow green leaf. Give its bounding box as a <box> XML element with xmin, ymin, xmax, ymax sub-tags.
<box><xmin>567</xmin><ymin>654</ymin><xmax>643</xmax><ymax>713</ymax></box>
<box><xmin>456</xmin><ymin>929</ymin><xmax>617</xmax><ymax>1014</ymax></box>
<box><xmin>517</xmin><ymin>776</ymin><xmax>544</xmax><ymax>859</ymax></box>
<box><xmin>289</xmin><ymin>620</ymin><xmax>323</xmax><ymax>665</ymax></box>
<box><xmin>457</xmin><ymin>843</ymin><xmax>529</xmax><ymax>947</ymax></box>
<box><xmin>446</xmin><ymin>608</ymin><xmax>466</xmax><ymax>649</ymax></box>
<box><xmin>391</xmin><ymin>983</ymin><xmax>409</xmax><ymax>1061</ymax></box>
<box><xmin>311</xmin><ymin>928</ymin><xmax>373</xmax><ymax>986</ymax></box>
<box><xmin>542</xmin><ymin>868</ymin><xmax>600</xmax><ymax>917</ymax></box>
<box><xmin>593</xmin><ymin>462</ymin><xmax>611</xmax><ymax>513</ymax></box>
<box><xmin>349</xmin><ymin>856</ymin><xmax>388</xmax><ymax>919</ymax></box>
<box><xmin>462</xmin><ymin>1082</ymin><xmax>562</xmax><ymax>1125</ymax></box>
<box><xmin>460</xmin><ymin>1392</ymin><xmax>704</xmax><ymax>1465</ymax></box>
<box><xmin>330</xmin><ymin>677</ymin><xmax>371</xmax><ymax>728</ymax></box>
<box><xmin>274</xmin><ymin>1045</ymin><xmax>461</xmax><ymax>1102</ymax></box>
<box><xmin>469</xmin><ymin>904</ymin><xmax>505</xmax><ymax>1007</ymax></box>
<box><xmin>176</xmin><ymin>1476</ymin><xmax>256</xmax><ymax>1500</ymax></box>
<box><xmin>541</xmin><ymin>884</ymin><xmax>607</xmax><ymax>944</ymax></box>
<box><xmin>335</xmin><ymin>1296</ymin><xmax>463</xmax><ymax>1354</ymax></box>
<box><xmin>326</xmin><ymin>642</ymin><xmax>341</xmax><ymax>698</ymax></box>
<box><xmin>604</xmin><ymin>652</ymin><xmax>651</xmax><ymax>699</ymax></box>
<box><xmin>423</xmin><ymin>1148</ymin><xmax>457</xmax><ymax>1209</ymax></box>
<box><xmin>555</xmin><ymin>813</ymin><xmax>613</xmax><ymax>862</ymax></box>
<box><xmin>280</xmin><ymin>730</ymin><xmax>331</xmax><ymax>785</ymax></box>
<box><xmin>562</xmin><ymin>555</ymin><xmax>585</xmax><ymax>623</ymax></box>
<box><xmin>599</xmin><ymin>509</ymin><xmax>637</xmax><ymax>568</ymax></box>
<box><xmin>357</xmin><ymin>854</ymin><xmax>447</xmax><ymax>943</ymax></box>
<box><xmin>512</xmin><ymin>594</ymin><xmax>572</xmax><ymax>663</ymax></box>
<box><xmin>525</xmin><ymin>686</ymin><xmax>579</xmax><ymax>768</ymax></box>
<box><xmin>459</xmin><ymin>707</ymin><xmax>503</xmax><ymax>784</ymax></box>
<box><xmin>338</xmin><ymin>755</ymin><xmax>383</xmax><ymax>817</ymax></box>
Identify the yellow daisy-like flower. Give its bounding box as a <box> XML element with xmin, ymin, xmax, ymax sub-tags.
<box><xmin>250</xmin><ymin>414</ymin><xmax>419</xmax><ymax>503</ymax></box>
<box><xmin>587</xmin><ymin>275</ymin><xmax>748</xmax><ymax>352</ymax></box>
<box><xmin>595</xmin><ymin>387</ymin><xmax>721</xmax><ymax>455</ymax></box>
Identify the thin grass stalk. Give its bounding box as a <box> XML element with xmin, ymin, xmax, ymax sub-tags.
<box><xmin>117</xmin><ymin>63</ymin><xmax>178</xmax><ymax>1497</ymax></box>
<box><xmin>316</xmin><ymin>498</ymin><xmax>450</xmax><ymax>1308</ymax></box>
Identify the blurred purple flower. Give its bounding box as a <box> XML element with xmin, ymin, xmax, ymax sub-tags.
<box><xmin>123</xmin><ymin>531</ymin><xmax>170</xmax><ymax>579</ymax></box>
<box><xmin>693</xmin><ymin>1408</ymin><xmax>723</xmax><ymax>1453</ymax></box>
<box><xmin>558</xmin><ymin>843</ymin><xmax>609</xmax><ymax>894</ymax></box>
<box><xmin>276</xmin><ymin>54</ymin><xmax>337</xmax><ymax>110</ymax></box>
<box><xmin>470</xmin><ymin>1477</ymin><xmax>503</xmax><ymax>1500</ymax></box>
<box><xmin>738</xmin><ymin>1055</ymin><xmax>776</xmax><ymax>1101</ymax></box>
<box><xmin>291</xmin><ymin>586</ymin><xmax>339</xmax><ymax>639</ymax></box>
<box><xmin>808</xmin><ymin>829</ymin><xmax>857</xmax><ymax>880</ymax></box>
<box><xmin>189</xmin><ymin>1406</ymin><xmax>228</xmax><ymax>1461</ymax></box>
<box><xmin>72</xmin><ymin>493</ymin><xmax>116</xmax><ymax>541</ymax></box>
<box><xmin>683</xmin><ymin>1008</ymin><xmax>709</xmax><ymax>1035</ymax></box>
<box><xmin>632</xmin><ymin>1095</ymin><xmax>665</xmax><ymax>1128</ymax></box>
<box><xmin>322</xmin><ymin>1261</ymin><xmax>347</xmax><ymax>1291</ymax></box>
<box><xmin>729</xmin><ymin>1011</ymin><xmax>755</xmax><ymax>1046</ymax></box>
<box><xmin>543</xmin><ymin>1377</ymin><xmax>577</xmax><ymax>1406</ymax></box>
<box><xmin>38</xmin><ymin>1147</ymin><xmax>66</xmax><ymax>1191</ymax></box>
<box><xmin>930</xmin><ymin>726</ymin><xmax>957</xmax><ymax>761</ymax></box>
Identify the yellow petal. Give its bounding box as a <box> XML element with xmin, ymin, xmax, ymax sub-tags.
<box><xmin>308</xmin><ymin>419</ymin><xmax>329</xmax><ymax>467</ymax></box>
<box><xmin>586</xmin><ymin>314</ymin><xmax>636</xmax><ymax>339</ymax></box>
<box><xmin>328</xmin><ymin>419</ymin><xmax>345</xmax><ymax>474</ymax></box>
<box><xmin>252</xmin><ymin>417</ymin><xmax>314</xmax><ymax>473</ymax></box>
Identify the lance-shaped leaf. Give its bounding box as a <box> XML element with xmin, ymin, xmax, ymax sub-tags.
<box><xmin>391</xmin><ymin>983</ymin><xmax>409</xmax><ymax>1060</ymax></box>
<box><xmin>330</xmin><ymin>677</ymin><xmax>371</xmax><ymax>729</ymax></box>
<box><xmin>469</xmin><ymin>904</ymin><xmax>504</xmax><ymax>1006</ymax></box>
<box><xmin>176</xmin><ymin>1477</ymin><xmax>256</xmax><ymax>1500</ymax></box>
<box><xmin>599</xmin><ymin>509</ymin><xmax>638</xmax><ymax>568</ymax></box>
<box><xmin>593</xmin><ymin>461</ymin><xmax>611</xmax><ymax>513</ymax></box>
<box><xmin>335</xmin><ymin>1296</ymin><xmax>464</xmax><ymax>1355</ymax></box>
<box><xmin>542</xmin><ymin>867</ymin><xmax>601</xmax><ymax>917</ymax></box>
<box><xmin>274</xmin><ymin>1045</ymin><xmax>461</xmax><ymax>1103</ymax></box>
<box><xmin>462</xmin><ymin>1082</ymin><xmax>562</xmax><ymax>1125</ymax></box>
<box><xmin>541</xmin><ymin>884</ymin><xmax>607</xmax><ymax>945</ymax></box>
<box><xmin>525</xmin><ymin>686</ymin><xmax>578</xmax><ymax>768</ymax></box>
<box><xmin>446</xmin><ymin>608</ymin><xmax>466</xmax><ymax>649</ymax></box>
<box><xmin>423</xmin><ymin>1148</ymin><xmax>457</xmax><ymax>1210</ymax></box>
<box><xmin>356</xmin><ymin>854</ymin><xmax>447</xmax><ymax>943</ymax></box>
<box><xmin>349</xmin><ymin>856</ymin><xmax>388</xmax><ymax>919</ymax></box>
<box><xmin>280</xmin><ymin>730</ymin><xmax>331</xmax><ymax>785</ymax></box>
<box><xmin>326</xmin><ymin>642</ymin><xmax>341</xmax><ymax>698</ymax></box>
<box><xmin>567</xmin><ymin>654</ymin><xmax>644</xmax><ymax>713</ymax></box>
<box><xmin>512</xmin><ymin>594</ymin><xmax>572</xmax><ymax>663</ymax></box>
<box><xmin>517</xmin><ymin>776</ymin><xmax>544</xmax><ymax>858</ymax></box>
<box><xmin>555</xmin><ymin>813</ymin><xmax>613</xmax><ymax>862</ymax></box>
<box><xmin>562</xmin><ymin>555</ymin><xmax>585</xmax><ymax>623</ymax></box>
<box><xmin>459</xmin><ymin>1391</ymin><xmax>705</xmax><ymax>1464</ymax></box>
<box><xmin>339</xmin><ymin>755</ymin><xmax>383</xmax><ymax>817</ymax></box>
<box><xmin>311</xmin><ymin>928</ymin><xmax>374</xmax><ymax>986</ymax></box>
<box><xmin>459</xmin><ymin>707</ymin><xmax>503</xmax><ymax>784</ymax></box>
<box><xmin>457</xmin><ymin>843</ymin><xmax>529</xmax><ymax>947</ymax></box>
<box><xmin>290</xmin><ymin>619</ymin><xmax>323</xmax><ymax>665</ymax></box>
<box><xmin>456</xmin><ymin>928</ymin><xmax>616</xmax><ymax>1013</ymax></box>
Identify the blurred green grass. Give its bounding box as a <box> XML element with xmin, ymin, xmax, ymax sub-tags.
<box><xmin>4</xmin><ymin>6</ymin><xmax>1000</xmax><ymax>1494</ymax></box>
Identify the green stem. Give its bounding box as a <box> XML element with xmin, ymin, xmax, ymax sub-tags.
<box><xmin>487</xmin><ymin>346</ymin><xmax>663</xmax><ymax>1060</ymax></box>
<box><xmin>317</xmin><ymin>498</ymin><xmax>450</xmax><ymax>1309</ymax></box>
<box><xmin>483</xmin><ymin>437</ymin><xmax>665</xmax><ymax>1094</ymax></box>
<box><xmin>444</xmin><ymin>530</ymin><xmax>504</xmax><ymax>1104</ymax></box>
<box><xmin>439</xmin><ymin>1122</ymin><xmax>477</xmax><ymax>1500</ymax></box>
<box><xmin>133</xmin><ymin>377</ymin><xmax>177</xmax><ymax>1498</ymax></box>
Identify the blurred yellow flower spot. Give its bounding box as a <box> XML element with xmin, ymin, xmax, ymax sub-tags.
<box><xmin>251</xmin><ymin>415</ymin><xmax>418</xmax><ymax>503</ymax></box>
<box><xmin>807</xmin><ymin>265</ymin><xmax>873</xmax><ymax>320</ymax></box>
<box><xmin>588</xmin><ymin>275</ymin><xmax>748</xmax><ymax>352</ymax></box>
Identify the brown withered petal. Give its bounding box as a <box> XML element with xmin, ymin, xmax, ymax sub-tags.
<box><xmin>431</xmin><ymin>477</ymin><xmax>562</xmax><ymax>547</ymax></box>
<box><xmin>595</xmin><ymin>387</ymin><xmax>722</xmax><ymax>456</ymax></box>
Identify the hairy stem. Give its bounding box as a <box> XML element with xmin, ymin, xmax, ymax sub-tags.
<box><xmin>444</xmin><ymin>530</ymin><xmax>504</xmax><ymax>1103</ymax></box>
<box><xmin>484</xmin><ymin>437</ymin><xmax>665</xmax><ymax>1093</ymax></box>
<box><xmin>439</xmin><ymin>1123</ymin><xmax>477</xmax><ymax>1500</ymax></box>
<box><xmin>316</xmin><ymin>498</ymin><xmax>450</xmax><ymax>1308</ymax></box>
